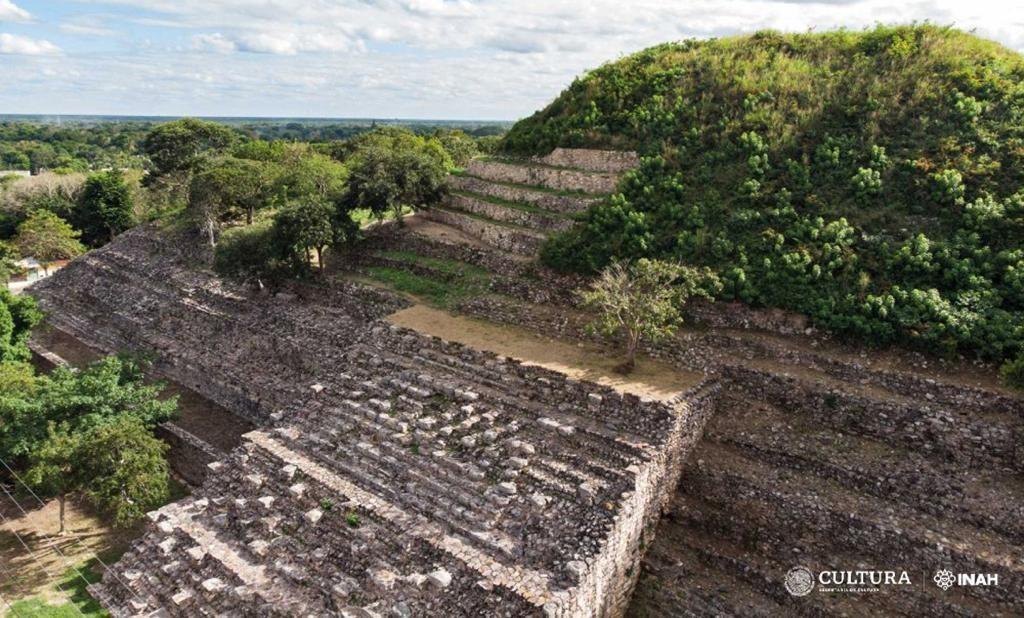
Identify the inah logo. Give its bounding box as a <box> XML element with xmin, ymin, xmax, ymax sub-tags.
<box><xmin>934</xmin><ymin>569</ymin><xmax>955</xmax><ymax>590</ymax></box>
<box><xmin>785</xmin><ymin>566</ymin><xmax>815</xmax><ymax>597</ymax></box>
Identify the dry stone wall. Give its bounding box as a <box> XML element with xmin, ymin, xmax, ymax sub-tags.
<box><xmin>451</xmin><ymin>175</ymin><xmax>599</xmax><ymax>215</ymax></box>
<box><xmin>447</xmin><ymin>193</ymin><xmax>576</xmax><ymax>233</ymax></box>
<box><xmin>466</xmin><ymin>160</ymin><xmax>619</xmax><ymax>195</ymax></box>
<box><xmin>433</xmin><ymin>149</ymin><xmax>638</xmax><ymax>257</ymax></box>
<box><xmin>535</xmin><ymin>149</ymin><xmax>641</xmax><ymax>174</ymax></box>
<box><xmin>423</xmin><ymin>208</ymin><xmax>547</xmax><ymax>256</ymax></box>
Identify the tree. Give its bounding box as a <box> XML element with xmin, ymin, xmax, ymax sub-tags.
<box><xmin>342</xmin><ymin>129</ymin><xmax>449</xmax><ymax>225</ymax></box>
<box><xmin>189</xmin><ymin>156</ymin><xmax>278</xmax><ymax>237</ymax></box>
<box><xmin>14</xmin><ymin>210</ymin><xmax>85</xmax><ymax>269</ymax></box>
<box><xmin>0</xmin><ymin>288</ymin><xmax>42</xmax><ymax>363</ymax></box>
<box><xmin>434</xmin><ymin>129</ymin><xmax>479</xmax><ymax>168</ymax></box>
<box><xmin>0</xmin><ymin>356</ymin><xmax>176</xmax><ymax>466</ymax></box>
<box><xmin>26</xmin><ymin>417</ymin><xmax>170</xmax><ymax>534</ymax></box>
<box><xmin>271</xmin><ymin>200</ymin><xmax>337</xmax><ymax>274</ymax></box>
<box><xmin>141</xmin><ymin>119</ymin><xmax>236</xmax><ymax>209</ymax></box>
<box><xmin>0</xmin><ymin>241</ymin><xmax>17</xmax><ymax>285</ymax></box>
<box><xmin>76</xmin><ymin>170</ymin><xmax>134</xmax><ymax>245</ymax></box>
<box><xmin>579</xmin><ymin>259</ymin><xmax>720</xmax><ymax>373</ymax></box>
<box><xmin>275</xmin><ymin>146</ymin><xmax>347</xmax><ymax>203</ymax></box>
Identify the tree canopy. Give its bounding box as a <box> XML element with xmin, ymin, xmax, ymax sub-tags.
<box><xmin>14</xmin><ymin>209</ymin><xmax>85</xmax><ymax>265</ymax></box>
<box><xmin>580</xmin><ymin>259</ymin><xmax>719</xmax><ymax>372</ymax></box>
<box><xmin>0</xmin><ymin>289</ymin><xmax>41</xmax><ymax>363</ymax></box>
<box><xmin>75</xmin><ymin>170</ymin><xmax>135</xmax><ymax>245</ymax></box>
<box><xmin>342</xmin><ymin>128</ymin><xmax>450</xmax><ymax>224</ymax></box>
<box><xmin>1</xmin><ymin>355</ymin><xmax>177</xmax><ymax>532</ymax></box>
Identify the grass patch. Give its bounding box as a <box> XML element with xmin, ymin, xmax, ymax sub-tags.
<box><xmin>351</xmin><ymin>206</ymin><xmax>414</xmax><ymax>228</ymax></box>
<box><xmin>377</xmin><ymin>250</ymin><xmax>489</xmax><ymax>278</ymax></box>
<box><xmin>6</xmin><ymin>557</ymin><xmax>113</xmax><ymax>618</ymax></box>
<box><xmin>363</xmin><ymin>253</ymin><xmax>490</xmax><ymax>307</ymax></box>
<box><xmin>364</xmin><ymin>267</ymin><xmax>465</xmax><ymax>306</ymax></box>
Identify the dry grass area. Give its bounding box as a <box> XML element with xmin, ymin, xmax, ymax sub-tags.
<box><xmin>0</xmin><ymin>491</ymin><xmax>139</xmax><ymax>606</ymax></box>
<box><xmin>387</xmin><ymin>304</ymin><xmax>702</xmax><ymax>402</ymax></box>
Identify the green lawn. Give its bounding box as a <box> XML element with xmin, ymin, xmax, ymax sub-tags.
<box><xmin>5</xmin><ymin>558</ymin><xmax>110</xmax><ymax>618</ymax></box>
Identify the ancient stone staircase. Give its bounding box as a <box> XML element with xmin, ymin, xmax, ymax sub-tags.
<box><xmin>424</xmin><ymin>148</ymin><xmax>638</xmax><ymax>256</ymax></box>
<box><xmin>629</xmin><ymin>369</ymin><xmax>1024</xmax><ymax>617</ymax></box>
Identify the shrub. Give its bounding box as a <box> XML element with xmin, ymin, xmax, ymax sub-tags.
<box><xmin>1000</xmin><ymin>356</ymin><xmax>1024</xmax><ymax>390</ymax></box>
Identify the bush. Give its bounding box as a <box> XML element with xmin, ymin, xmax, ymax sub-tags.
<box><xmin>1000</xmin><ymin>356</ymin><xmax>1024</xmax><ymax>390</ymax></box>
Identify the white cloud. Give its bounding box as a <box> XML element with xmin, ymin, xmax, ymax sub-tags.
<box><xmin>0</xmin><ymin>0</ymin><xmax>29</xmax><ymax>22</ymax></box>
<box><xmin>5</xmin><ymin>0</ymin><xmax>1021</xmax><ymax>118</ymax></box>
<box><xmin>59</xmin><ymin>15</ymin><xmax>116</xmax><ymax>36</ymax></box>
<box><xmin>0</xmin><ymin>33</ymin><xmax>60</xmax><ymax>55</ymax></box>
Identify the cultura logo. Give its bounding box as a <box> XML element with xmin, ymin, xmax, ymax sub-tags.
<box><xmin>784</xmin><ymin>566</ymin><xmax>815</xmax><ymax>597</ymax></box>
<box><xmin>934</xmin><ymin>570</ymin><xmax>955</xmax><ymax>591</ymax></box>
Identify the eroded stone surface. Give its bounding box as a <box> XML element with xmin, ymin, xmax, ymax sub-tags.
<box><xmin>32</xmin><ymin>229</ymin><xmax>716</xmax><ymax>617</ymax></box>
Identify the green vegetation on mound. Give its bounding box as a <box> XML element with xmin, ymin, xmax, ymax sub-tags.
<box><xmin>503</xmin><ymin>25</ymin><xmax>1024</xmax><ymax>366</ymax></box>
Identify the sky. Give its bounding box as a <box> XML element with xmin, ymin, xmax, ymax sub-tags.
<box><xmin>0</xmin><ymin>1</ymin><xmax>1021</xmax><ymax>121</ymax></box>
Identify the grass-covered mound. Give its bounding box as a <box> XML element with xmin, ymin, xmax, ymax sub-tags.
<box><xmin>503</xmin><ymin>25</ymin><xmax>1024</xmax><ymax>367</ymax></box>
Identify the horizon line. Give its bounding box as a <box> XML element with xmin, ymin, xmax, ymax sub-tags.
<box><xmin>0</xmin><ymin>112</ymin><xmax>517</xmax><ymax>124</ymax></box>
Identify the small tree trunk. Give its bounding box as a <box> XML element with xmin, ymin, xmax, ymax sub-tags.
<box><xmin>57</xmin><ymin>494</ymin><xmax>66</xmax><ymax>536</ymax></box>
<box><xmin>617</xmin><ymin>331</ymin><xmax>639</xmax><ymax>374</ymax></box>
<box><xmin>204</xmin><ymin>217</ymin><xmax>216</xmax><ymax>247</ymax></box>
<box><xmin>247</xmin><ymin>207</ymin><xmax>254</xmax><ymax>226</ymax></box>
<box><xmin>316</xmin><ymin>248</ymin><xmax>325</xmax><ymax>273</ymax></box>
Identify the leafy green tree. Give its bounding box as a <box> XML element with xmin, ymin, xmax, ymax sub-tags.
<box><xmin>189</xmin><ymin>156</ymin><xmax>279</xmax><ymax>233</ymax></box>
<box><xmin>141</xmin><ymin>119</ymin><xmax>236</xmax><ymax>204</ymax></box>
<box><xmin>14</xmin><ymin>210</ymin><xmax>85</xmax><ymax>268</ymax></box>
<box><xmin>0</xmin><ymin>356</ymin><xmax>176</xmax><ymax>465</ymax></box>
<box><xmin>271</xmin><ymin>200</ymin><xmax>337</xmax><ymax>274</ymax></box>
<box><xmin>0</xmin><ymin>241</ymin><xmax>18</xmax><ymax>284</ymax></box>
<box><xmin>213</xmin><ymin>222</ymin><xmax>286</xmax><ymax>288</ymax></box>
<box><xmin>433</xmin><ymin>129</ymin><xmax>479</xmax><ymax>168</ymax></box>
<box><xmin>276</xmin><ymin>146</ymin><xmax>347</xmax><ymax>203</ymax></box>
<box><xmin>26</xmin><ymin>417</ymin><xmax>170</xmax><ymax>534</ymax></box>
<box><xmin>0</xmin><ymin>289</ymin><xmax>42</xmax><ymax>363</ymax></box>
<box><xmin>73</xmin><ymin>416</ymin><xmax>171</xmax><ymax>527</ymax></box>
<box><xmin>342</xmin><ymin>129</ymin><xmax>449</xmax><ymax>224</ymax></box>
<box><xmin>579</xmin><ymin>259</ymin><xmax>720</xmax><ymax>373</ymax></box>
<box><xmin>76</xmin><ymin>170</ymin><xmax>135</xmax><ymax>245</ymax></box>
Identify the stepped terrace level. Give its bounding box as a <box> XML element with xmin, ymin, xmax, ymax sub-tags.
<box><xmin>89</xmin><ymin>323</ymin><xmax>718</xmax><ymax>617</ymax></box>
<box><xmin>428</xmin><ymin>148</ymin><xmax>638</xmax><ymax>256</ymax></box>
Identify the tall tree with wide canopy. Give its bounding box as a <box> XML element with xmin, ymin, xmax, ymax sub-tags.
<box><xmin>14</xmin><ymin>210</ymin><xmax>85</xmax><ymax>269</ymax></box>
<box><xmin>76</xmin><ymin>170</ymin><xmax>135</xmax><ymax>245</ymax></box>
<box><xmin>141</xmin><ymin>119</ymin><xmax>236</xmax><ymax>206</ymax></box>
<box><xmin>342</xmin><ymin>128</ymin><xmax>450</xmax><ymax>224</ymax></box>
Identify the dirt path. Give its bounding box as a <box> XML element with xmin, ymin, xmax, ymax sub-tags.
<box><xmin>0</xmin><ymin>492</ymin><xmax>138</xmax><ymax>602</ymax></box>
<box><xmin>387</xmin><ymin>304</ymin><xmax>703</xmax><ymax>402</ymax></box>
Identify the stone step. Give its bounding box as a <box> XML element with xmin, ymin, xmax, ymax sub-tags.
<box><xmin>677</xmin><ymin>441</ymin><xmax>1024</xmax><ymax>610</ymax></box>
<box><xmin>707</xmin><ymin>393</ymin><xmax>1024</xmax><ymax>544</ymax></box>
<box><xmin>466</xmin><ymin>159</ymin><xmax>620</xmax><ymax>194</ymax></box>
<box><xmin>533</xmin><ymin>148</ymin><xmax>640</xmax><ymax>174</ymax></box>
<box><xmin>450</xmin><ymin>174</ymin><xmax>599</xmax><ymax>214</ymax></box>
<box><xmin>651</xmin><ymin>508</ymin><xmax>1009</xmax><ymax>618</ymax></box>
<box><xmin>629</xmin><ymin>523</ymin><xmax>801</xmax><ymax>617</ymax></box>
<box><xmin>722</xmin><ymin>363</ymin><xmax>1024</xmax><ymax>473</ymax></box>
<box><xmin>446</xmin><ymin>192</ymin><xmax>576</xmax><ymax>233</ymax></box>
<box><xmin>421</xmin><ymin>207</ymin><xmax>546</xmax><ymax>257</ymax></box>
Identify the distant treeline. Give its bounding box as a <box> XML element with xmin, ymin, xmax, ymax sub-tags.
<box><xmin>0</xmin><ymin>117</ymin><xmax>510</xmax><ymax>174</ymax></box>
